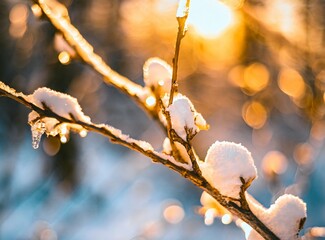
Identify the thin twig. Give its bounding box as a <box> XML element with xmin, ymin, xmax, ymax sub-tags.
<box><xmin>162</xmin><ymin>0</ymin><xmax>195</xmax><ymax>169</ymax></box>
<box><xmin>239</xmin><ymin>177</ymin><xmax>253</xmax><ymax>211</ymax></box>
<box><xmin>169</xmin><ymin>128</ymin><xmax>202</xmax><ymax>174</ymax></box>
<box><xmin>168</xmin><ymin>0</ymin><xmax>190</xmax><ymax>106</ymax></box>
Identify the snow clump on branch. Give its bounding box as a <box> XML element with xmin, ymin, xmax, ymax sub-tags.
<box><xmin>26</xmin><ymin>87</ymin><xmax>91</xmax><ymax>148</ymax></box>
<box><xmin>143</xmin><ymin>57</ymin><xmax>172</xmax><ymax>96</ymax></box>
<box><xmin>163</xmin><ymin>93</ymin><xmax>209</xmax><ymax>140</ymax></box>
<box><xmin>248</xmin><ymin>194</ymin><xmax>307</xmax><ymax>240</ymax></box>
<box><xmin>163</xmin><ymin>137</ymin><xmax>192</xmax><ymax>165</ymax></box>
<box><xmin>26</xmin><ymin>87</ymin><xmax>91</xmax><ymax>123</ymax></box>
<box><xmin>199</xmin><ymin>141</ymin><xmax>257</xmax><ymax>199</ymax></box>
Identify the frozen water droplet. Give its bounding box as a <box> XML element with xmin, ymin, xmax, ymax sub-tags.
<box><xmin>31</xmin><ymin>120</ymin><xmax>46</xmax><ymax>149</ymax></box>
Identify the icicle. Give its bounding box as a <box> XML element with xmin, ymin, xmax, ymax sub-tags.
<box><xmin>31</xmin><ymin>120</ymin><xmax>46</xmax><ymax>149</ymax></box>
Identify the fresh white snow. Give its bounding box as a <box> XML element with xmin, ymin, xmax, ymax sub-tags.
<box><xmin>165</xmin><ymin>94</ymin><xmax>208</xmax><ymax>140</ymax></box>
<box><xmin>163</xmin><ymin>137</ymin><xmax>192</xmax><ymax>165</ymax></box>
<box><xmin>26</xmin><ymin>87</ymin><xmax>91</xmax><ymax>123</ymax></box>
<box><xmin>155</xmin><ymin>152</ymin><xmax>192</xmax><ymax>171</ymax></box>
<box><xmin>25</xmin><ymin>87</ymin><xmax>92</xmax><ymax>148</ymax></box>
<box><xmin>248</xmin><ymin>194</ymin><xmax>307</xmax><ymax>240</ymax></box>
<box><xmin>199</xmin><ymin>141</ymin><xmax>257</xmax><ymax>199</ymax></box>
<box><xmin>176</xmin><ymin>0</ymin><xmax>189</xmax><ymax>18</ymax></box>
<box><xmin>143</xmin><ymin>57</ymin><xmax>172</xmax><ymax>95</ymax></box>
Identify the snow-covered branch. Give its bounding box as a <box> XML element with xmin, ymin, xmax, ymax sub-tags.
<box><xmin>0</xmin><ymin>81</ymin><xmax>281</xmax><ymax>240</ymax></box>
<box><xmin>0</xmin><ymin>1</ymin><xmax>313</xmax><ymax>239</ymax></box>
<box><xmin>0</xmin><ymin>81</ymin><xmax>191</xmax><ymax>173</ymax></box>
<box><xmin>30</xmin><ymin>0</ymin><xmax>156</xmax><ymax>115</ymax></box>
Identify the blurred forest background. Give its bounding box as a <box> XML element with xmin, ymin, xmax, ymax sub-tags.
<box><xmin>0</xmin><ymin>0</ymin><xmax>325</xmax><ymax>239</ymax></box>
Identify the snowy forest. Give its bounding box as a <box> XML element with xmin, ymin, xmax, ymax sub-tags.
<box><xmin>0</xmin><ymin>0</ymin><xmax>325</xmax><ymax>239</ymax></box>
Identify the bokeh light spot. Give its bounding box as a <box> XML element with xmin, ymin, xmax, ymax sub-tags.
<box><xmin>79</xmin><ymin>130</ymin><xmax>88</xmax><ymax>138</ymax></box>
<box><xmin>163</xmin><ymin>204</ymin><xmax>185</xmax><ymax>224</ymax></box>
<box><xmin>293</xmin><ymin>143</ymin><xmax>314</xmax><ymax>165</ymax></box>
<box><xmin>43</xmin><ymin>137</ymin><xmax>61</xmax><ymax>156</ymax></box>
<box><xmin>262</xmin><ymin>151</ymin><xmax>288</xmax><ymax>176</ymax></box>
<box><xmin>311</xmin><ymin>121</ymin><xmax>325</xmax><ymax>141</ymax></box>
<box><xmin>58</xmin><ymin>51</ymin><xmax>71</xmax><ymax>65</ymax></box>
<box><xmin>60</xmin><ymin>135</ymin><xmax>67</xmax><ymax>143</ymax></box>
<box><xmin>145</xmin><ymin>95</ymin><xmax>157</xmax><ymax>108</ymax></box>
<box><xmin>278</xmin><ymin>68</ymin><xmax>306</xmax><ymax>99</ymax></box>
<box><xmin>310</xmin><ymin>227</ymin><xmax>325</xmax><ymax>237</ymax></box>
<box><xmin>244</xmin><ymin>63</ymin><xmax>269</xmax><ymax>93</ymax></box>
<box><xmin>204</xmin><ymin>208</ymin><xmax>217</xmax><ymax>226</ymax></box>
<box><xmin>221</xmin><ymin>213</ymin><xmax>232</xmax><ymax>225</ymax></box>
<box><xmin>9</xmin><ymin>3</ymin><xmax>28</xmax><ymax>39</ymax></box>
<box><xmin>228</xmin><ymin>65</ymin><xmax>245</xmax><ymax>88</ymax></box>
<box><xmin>10</xmin><ymin>4</ymin><xmax>28</xmax><ymax>25</ymax></box>
<box><xmin>242</xmin><ymin>101</ymin><xmax>268</xmax><ymax>129</ymax></box>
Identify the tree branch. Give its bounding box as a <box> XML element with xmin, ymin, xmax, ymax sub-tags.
<box><xmin>31</xmin><ymin>0</ymin><xmax>157</xmax><ymax>116</ymax></box>
<box><xmin>6</xmin><ymin>1</ymin><xmax>283</xmax><ymax>239</ymax></box>
<box><xmin>0</xmin><ymin>81</ymin><xmax>279</xmax><ymax>239</ymax></box>
<box><xmin>0</xmin><ymin>81</ymin><xmax>189</xmax><ymax>172</ymax></box>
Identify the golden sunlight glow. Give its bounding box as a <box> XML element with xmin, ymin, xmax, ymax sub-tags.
<box><xmin>266</xmin><ymin>0</ymin><xmax>302</xmax><ymax>39</ymax></box>
<box><xmin>58</xmin><ymin>51</ymin><xmax>71</xmax><ymax>65</ymax></box>
<box><xmin>220</xmin><ymin>0</ymin><xmax>244</xmax><ymax>9</ymax></box>
<box><xmin>271</xmin><ymin>1</ymin><xmax>294</xmax><ymax>34</ymax></box>
<box><xmin>262</xmin><ymin>151</ymin><xmax>288</xmax><ymax>176</ymax></box>
<box><xmin>278</xmin><ymin>68</ymin><xmax>306</xmax><ymax>99</ymax></box>
<box><xmin>221</xmin><ymin>213</ymin><xmax>232</xmax><ymax>225</ymax></box>
<box><xmin>31</xmin><ymin>4</ymin><xmax>43</xmax><ymax>18</ymax></box>
<box><xmin>188</xmin><ymin>0</ymin><xmax>234</xmax><ymax>38</ymax></box>
<box><xmin>163</xmin><ymin>204</ymin><xmax>185</xmax><ymax>224</ymax></box>
<box><xmin>145</xmin><ymin>95</ymin><xmax>157</xmax><ymax>108</ymax></box>
<box><xmin>242</xmin><ymin>101</ymin><xmax>267</xmax><ymax>129</ymax></box>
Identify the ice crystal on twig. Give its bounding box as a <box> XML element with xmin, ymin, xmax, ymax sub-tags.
<box><xmin>31</xmin><ymin>119</ymin><xmax>46</xmax><ymax>149</ymax></box>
